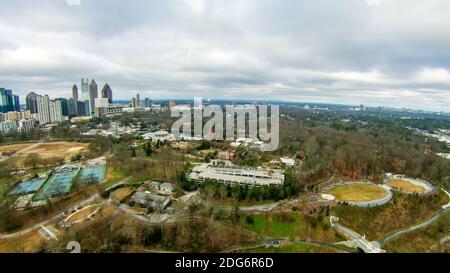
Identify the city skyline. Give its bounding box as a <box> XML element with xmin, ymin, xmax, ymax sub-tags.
<box><xmin>0</xmin><ymin>1</ymin><xmax>449</xmax><ymax>112</ymax></box>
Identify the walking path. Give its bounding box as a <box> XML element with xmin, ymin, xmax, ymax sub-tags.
<box><xmin>0</xmin><ymin>194</ymin><xmax>100</xmax><ymax>239</ymax></box>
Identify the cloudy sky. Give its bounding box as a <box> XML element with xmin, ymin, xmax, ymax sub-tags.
<box><xmin>0</xmin><ymin>0</ymin><xmax>449</xmax><ymax>111</ymax></box>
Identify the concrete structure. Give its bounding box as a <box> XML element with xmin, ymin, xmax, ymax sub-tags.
<box><xmin>188</xmin><ymin>160</ymin><xmax>285</xmax><ymax>187</ymax></box>
<box><xmin>160</xmin><ymin>182</ymin><xmax>175</xmax><ymax>193</ymax></box>
<box><xmin>94</xmin><ymin>99</ymin><xmax>124</xmax><ymax>117</ymax></box>
<box><xmin>280</xmin><ymin>157</ymin><xmax>296</xmax><ymax>166</ymax></box>
<box><xmin>130</xmin><ymin>191</ymin><xmax>171</xmax><ymax>212</ymax></box>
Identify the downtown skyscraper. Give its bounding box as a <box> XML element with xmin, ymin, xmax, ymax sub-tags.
<box><xmin>89</xmin><ymin>79</ymin><xmax>98</xmax><ymax>113</ymax></box>
<box><xmin>0</xmin><ymin>88</ymin><xmax>20</xmax><ymax>113</ymax></box>
<box><xmin>101</xmin><ymin>83</ymin><xmax>113</xmax><ymax>104</ymax></box>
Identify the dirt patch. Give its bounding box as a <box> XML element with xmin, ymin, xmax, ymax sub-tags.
<box><xmin>388</xmin><ymin>179</ymin><xmax>426</xmax><ymax>193</ymax></box>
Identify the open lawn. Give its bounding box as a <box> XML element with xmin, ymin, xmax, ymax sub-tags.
<box><xmin>327</xmin><ymin>184</ymin><xmax>388</xmax><ymax>202</ymax></box>
<box><xmin>21</xmin><ymin>142</ymin><xmax>88</xmax><ymax>159</ymax></box>
<box><xmin>388</xmin><ymin>179</ymin><xmax>426</xmax><ymax>193</ymax></box>
<box><xmin>0</xmin><ymin>142</ymin><xmax>89</xmax><ymax>164</ymax></box>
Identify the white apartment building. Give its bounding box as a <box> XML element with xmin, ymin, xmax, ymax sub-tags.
<box><xmin>37</xmin><ymin>95</ymin><xmax>64</xmax><ymax>124</ymax></box>
<box><xmin>37</xmin><ymin>95</ymin><xmax>51</xmax><ymax>124</ymax></box>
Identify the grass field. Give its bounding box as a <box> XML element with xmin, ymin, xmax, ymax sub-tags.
<box><xmin>326</xmin><ymin>183</ymin><xmax>388</xmax><ymax>202</ymax></box>
<box><xmin>241</xmin><ymin>212</ymin><xmax>307</xmax><ymax>239</ymax></box>
<box><xmin>0</xmin><ymin>142</ymin><xmax>88</xmax><ymax>161</ymax></box>
<box><xmin>388</xmin><ymin>179</ymin><xmax>426</xmax><ymax>193</ymax></box>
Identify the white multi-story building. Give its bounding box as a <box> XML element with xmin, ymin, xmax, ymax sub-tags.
<box><xmin>49</xmin><ymin>100</ymin><xmax>63</xmax><ymax>123</ymax></box>
<box><xmin>0</xmin><ymin>120</ymin><xmax>18</xmax><ymax>133</ymax></box>
<box><xmin>37</xmin><ymin>95</ymin><xmax>51</xmax><ymax>124</ymax></box>
<box><xmin>18</xmin><ymin>119</ymin><xmax>35</xmax><ymax>132</ymax></box>
<box><xmin>37</xmin><ymin>95</ymin><xmax>64</xmax><ymax>124</ymax></box>
<box><xmin>188</xmin><ymin>160</ymin><xmax>285</xmax><ymax>187</ymax></box>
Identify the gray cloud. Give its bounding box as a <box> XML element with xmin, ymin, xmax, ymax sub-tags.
<box><xmin>0</xmin><ymin>0</ymin><xmax>449</xmax><ymax>111</ymax></box>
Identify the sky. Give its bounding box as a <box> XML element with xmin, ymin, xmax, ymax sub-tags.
<box><xmin>0</xmin><ymin>0</ymin><xmax>449</xmax><ymax>112</ymax></box>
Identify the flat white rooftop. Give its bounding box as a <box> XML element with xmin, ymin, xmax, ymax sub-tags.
<box><xmin>188</xmin><ymin>161</ymin><xmax>284</xmax><ymax>187</ymax></box>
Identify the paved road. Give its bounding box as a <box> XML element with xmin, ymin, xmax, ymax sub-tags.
<box><xmin>378</xmin><ymin>207</ymin><xmax>450</xmax><ymax>244</ymax></box>
<box><xmin>0</xmin><ymin>194</ymin><xmax>100</xmax><ymax>240</ymax></box>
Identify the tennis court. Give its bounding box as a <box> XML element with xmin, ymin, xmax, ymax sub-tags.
<box><xmin>8</xmin><ymin>178</ymin><xmax>47</xmax><ymax>196</ymax></box>
<box><xmin>77</xmin><ymin>165</ymin><xmax>107</xmax><ymax>185</ymax></box>
<box><xmin>33</xmin><ymin>170</ymin><xmax>79</xmax><ymax>201</ymax></box>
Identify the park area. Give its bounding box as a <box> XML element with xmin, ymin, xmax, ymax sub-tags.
<box><xmin>387</xmin><ymin>179</ymin><xmax>427</xmax><ymax>194</ymax></box>
<box><xmin>0</xmin><ymin>141</ymin><xmax>89</xmax><ymax>162</ymax></box>
<box><xmin>326</xmin><ymin>183</ymin><xmax>389</xmax><ymax>202</ymax></box>
<box><xmin>33</xmin><ymin>170</ymin><xmax>79</xmax><ymax>201</ymax></box>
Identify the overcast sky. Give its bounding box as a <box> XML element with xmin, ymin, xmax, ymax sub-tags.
<box><xmin>0</xmin><ymin>0</ymin><xmax>449</xmax><ymax>111</ymax></box>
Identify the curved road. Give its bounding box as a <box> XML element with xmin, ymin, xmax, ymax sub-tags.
<box><xmin>378</xmin><ymin>207</ymin><xmax>449</xmax><ymax>244</ymax></box>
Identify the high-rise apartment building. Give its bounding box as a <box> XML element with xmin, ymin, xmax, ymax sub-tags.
<box><xmin>49</xmin><ymin>100</ymin><xmax>63</xmax><ymax>123</ymax></box>
<box><xmin>36</xmin><ymin>95</ymin><xmax>64</xmax><ymax>124</ymax></box>
<box><xmin>37</xmin><ymin>95</ymin><xmax>51</xmax><ymax>124</ymax></box>
<box><xmin>26</xmin><ymin>92</ymin><xmax>39</xmax><ymax>114</ymax></box>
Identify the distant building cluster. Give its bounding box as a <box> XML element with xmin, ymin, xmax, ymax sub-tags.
<box><xmin>0</xmin><ymin>88</ymin><xmax>36</xmax><ymax>133</ymax></box>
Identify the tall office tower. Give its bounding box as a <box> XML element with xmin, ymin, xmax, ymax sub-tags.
<box><xmin>49</xmin><ymin>100</ymin><xmax>63</xmax><ymax>123</ymax></box>
<box><xmin>13</xmin><ymin>95</ymin><xmax>20</xmax><ymax>112</ymax></box>
<box><xmin>55</xmin><ymin>98</ymin><xmax>69</xmax><ymax>116</ymax></box>
<box><xmin>80</xmin><ymin>78</ymin><xmax>90</xmax><ymax>101</ymax></box>
<box><xmin>37</xmin><ymin>94</ymin><xmax>50</xmax><ymax>124</ymax></box>
<box><xmin>0</xmin><ymin>88</ymin><xmax>14</xmax><ymax>113</ymax></box>
<box><xmin>144</xmin><ymin>98</ymin><xmax>152</xmax><ymax>108</ymax></box>
<box><xmin>72</xmin><ymin>84</ymin><xmax>79</xmax><ymax>101</ymax></box>
<box><xmin>25</xmin><ymin>92</ymin><xmax>39</xmax><ymax>114</ymax></box>
<box><xmin>67</xmin><ymin>98</ymin><xmax>77</xmax><ymax>117</ymax></box>
<box><xmin>131</xmin><ymin>97</ymin><xmax>138</xmax><ymax>108</ymax></box>
<box><xmin>101</xmin><ymin>83</ymin><xmax>113</xmax><ymax>104</ymax></box>
<box><xmin>89</xmin><ymin>79</ymin><xmax>98</xmax><ymax>113</ymax></box>
<box><xmin>76</xmin><ymin>101</ymin><xmax>90</xmax><ymax>117</ymax></box>
<box><xmin>136</xmin><ymin>93</ymin><xmax>141</xmax><ymax>107</ymax></box>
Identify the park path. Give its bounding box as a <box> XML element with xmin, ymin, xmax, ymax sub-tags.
<box><xmin>378</xmin><ymin>187</ymin><xmax>450</xmax><ymax>244</ymax></box>
<box><xmin>0</xmin><ymin>194</ymin><xmax>100</xmax><ymax>240</ymax></box>
<box><xmin>378</xmin><ymin>207</ymin><xmax>449</xmax><ymax>244</ymax></box>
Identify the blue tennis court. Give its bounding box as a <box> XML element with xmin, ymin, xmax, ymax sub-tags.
<box><xmin>33</xmin><ymin>170</ymin><xmax>79</xmax><ymax>201</ymax></box>
<box><xmin>77</xmin><ymin>165</ymin><xmax>107</xmax><ymax>185</ymax></box>
<box><xmin>8</xmin><ymin>178</ymin><xmax>46</xmax><ymax>195</ymax></box>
